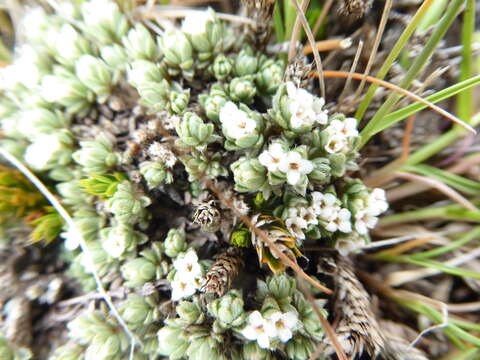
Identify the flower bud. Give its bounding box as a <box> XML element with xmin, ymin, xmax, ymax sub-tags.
<box><xmin>106</xmin><ymin>181</ymin><xmax>151</xmax><ymax>225</ymax></box>
<box><xmin>286</xmin><ymin>335</ymin><xmax>315</xmax><ymax>360</ymax></box>
<box><xmin>176</xmin><ymin>112</ymin><xmax>218</xmax><ymax>150</ymax></box>
<box><xmin>266</xmin><ymin>274</ymin><xmax>296</xmax><ymax>300</ymax></box>
<box><xmin>139</xmin><ymin>161</ymin><xmax>173</xmax><ymax>189</ymax></box>
<box><xmin>18</xmin><ymin>108</ymin><xmax>70</xmax><ymax>138</ymax></box>
<box><xmin>119</xmin><ymin>294</ymin><xmax>159</xmax><ymax>326</ymax></box>
<box><xmin>159</xmin><ymin>30</ymin><xmax>194</xmax><ymax>72</ymax></box>
<box><xmin>234</xmin><ymin>48</ymin><xmax>258</xmax><ymax>76</ymax></box>
<box><xmin>73</xmin><ymin>132</ymin><xmax>120</xmax><ymax>174</ymax></box>
<box><xmin>308</xmin><ymin>157</ymin><xmax>331</xmax><ymax>184</ymax></box>
<box><xmin>176</xmin><ymin>300</ymin><xmax>204</xmax><ymax>325</ymax></box>
<box><xmin>101</xmin><ymin>44</ymin><xmax>128</xmax><ymax>70</ymax></box>
<box><xmin>75</xmin><ymin>55</ymin><xmax>113</xmax><ymax>102</ymax></box>
<box><xmin>230</xmin><ymin>227</ymin><xmax>251</xmax><ymax>247</ymax></box>
<box><xmin>100</xmin><ymin>224</ymin><xmax>147</xmax><ymax>258</ymax></box>
<box><xmin>164</xmin><ymin>228</ymin><xmax>187</xmax><ymax>258</ymax></box>
<box><xmin>256</xmin><ymin>58</ymin><xmax>284</xmax><ymax>95</ymax></box>
<box><xmin>181</xmin><ymin>152</ymin><xmax>228</xmax><ymax>181</ymax></box>
<box><xmin>41</xmin><ymin>73</ymin><xmax>93</xmax><ymax>115</ymax></box>
<box><xmin>231</xmin><ymin>157</ymin><xmax>269</xmax><ymax>194</ymax></box>
<box><xmin>169</xmin><ymin>88</ymin><xmax>190</xmax><ymax>114</ymax></box>
<box><xmin>157</xmin><ymin>326</ymin><xmax>189</xmax><ymax>359</ymax></box>
<box><xmin>208</xmin><ymin>290</ymin><xmax>246</xmax><ymax>330</ymax></box>
<box><xmin>128</xmin><ymin>60</ymin><xmax>164</xmax><ymax>86</ymax></box>
<box><xmin>121</xmin><ymin>258</ymin><xmax>156</xmax><ymax>287</ymax></box>
<box><xmin>212</xmin><ymin>54</ymin><xmax>232</xmax><ymax>81</ymax></box>
<box><xmin>199</xmin><ymin>85</ymin><xmax>228</xmax><ymax>122</ymax></box>
<box><xmin>228</xmin><ymin>76</ymin><xmax>257</xmax><ymax>104</ymax></box>
<box><xmin>122</xmin><ymin>24</ymin><xmax>159</xmax><ymax>61</ymax></box>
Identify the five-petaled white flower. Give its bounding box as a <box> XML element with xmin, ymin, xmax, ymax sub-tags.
<box><xmin>311</xmin><ymin>192</ymin><xmax>338</xmax><ymax>219</ymax></box>
<box><xmin>259</xmin><ymin>143</ymin><xmax>286</xmax><ymax>172</ymax></box>
<box><xmin>267</xmin><ymin>311</ymin><xmax>298</xmax><ymax>343</ymax></box>
<box><xmin>286</xmin><ymin>216</ymin><xmax>308</xmax><ymax>240</ymax></box>
<box><xmin>182</xmin><ymin>11</ymin><xmax>215</xmax><ymax>36</ymax></box>
<box><xmin>241</xmin><ymin>311</ymin><xmax>275</xmax><ymax>349</ymax></box>
<box><xmin>24</xmin><ymin>134</ymin><xmax>63</xmax><ymax>170</ymax></box>
<box><xmin>219</xmin><ymin>101</ymin><xmax>257</xmax><ymax>140</ymax></box>
<box><xmin>325</xmin><ymin>208</ymin><xmax>352</xmax><ymax>233</ymax></box>
<box><xmin>278</xmin><ymin>151</ymin><xmax>313</xmax><ymax>185</ymax></box>
<box><xmin>170</xmin><ymin>278</ymin><xmax>198</xmax><ymax>301</ymax></box>
<box><xmin>173</xmin><ymin>249</ymin><xmax>202</xmax><ymax>278</ymax></box>
<box><xmin>354</xmin><ymin>209</ymin><xmax>379</xmax><ymax>235</ymax></box>
<box><xmin>300</xmin><ymin>206</ymin><xmax>318</xmax><ymax>226</ymax></box>
<box><xmin>366</xmin><ymin>188</ymin><xmax>389</xmax><ymax>216</ymax></box>
<box><xmin>328</xmin><ymin>118</ymin><xmax>359</xmax><ymax>138</ymax></box>
<box><xmin>325</xmin><ymin>133</ymin><xmax>348</xmax><ymax>154</ymax></box>
<box><xmin>286</xmin><ymin>82</ymin><xmax>328</xmax><ymax>128</ymax></box>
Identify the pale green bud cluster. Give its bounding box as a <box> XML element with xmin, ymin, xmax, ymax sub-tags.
<box><xmin>164</xmin><ymin>228</ymin><xmax>187</xmax><ymax>258</ymax></box>
<box><xmin>105</xmin><ymin>181</ymin><xmax>151</xmax><ymax>226</ymax></box>
<box><xmin>73</xmin><ymin>133</ymin><xmax>120</xmax><ymax>174</ymax></box>
<box><xmin>139</xmin><ymin>161</ymin><xmax>174</xmax><ymax>189</ymax></box>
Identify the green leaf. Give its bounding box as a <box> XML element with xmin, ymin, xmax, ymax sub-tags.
<box><xmin>80</xmin><ymin>173</ymin><xmax>126</xmax><ymax>199</ymax></box>
<box><xmin>30</xmin><ymin>207</ymin><xmax>64</xmax><ymax>244</ymax></box>
<box><xmin>404</xmin><ymin>164</ymin><xmax>480</xmax><ymax>195</ymax></box>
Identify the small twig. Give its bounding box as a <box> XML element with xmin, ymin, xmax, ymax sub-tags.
<box><xmin>352</xmin><ymin>0</ymin><xmax>393</xmax><ymax>102</ymax></box>
<box><xmin>312</xmin><ymin>0</ymin><xmax>333</xmax><ymax>36</ymax></box>
<box><xmin>313</xmin><ymin>70</ymin><xmax>476</xmax><ymax>134</ymax></box>
<box><xmin>0</xmin><ymin>148</ymin><xmax>143</xmax><ymax>357</ymax></box>
<box><xmin>303</xmin><ymin>38</ymin><xmax>352</xmax><ymax>54</ymax></box>
<box><xmin>394</xmin><ymin>171</ymin><xmax>478</xmax><ymax>212</ymax></box>
<box><xmin>288</xmin><ymin>0</ymin><xmax>311</xmax><ymax>61</ymax></box>
<box><xmin>401</xmin><ymin>115</ymin><xmax>416</xmax><ymax>161</ymax></box>
<box><xmin>297</xmin><ymin>279</ymin><xmax>348</xmax><ymax>360</ymax></box>
<box><xmin>290</xmin><ymin>0</ymin><xmax>326</xmax><ymax>98</ymax></box>
<box><xmin>338</xmin><ymin>39</ymin><xmax>363</xmax><ymax>104</ymax></box>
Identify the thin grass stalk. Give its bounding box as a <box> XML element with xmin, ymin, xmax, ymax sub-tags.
<box><xmin>355</xmin><ymin>0</ymin><xmax>435</xmax><ymax>120</ymax></box>
<box><xmin>359</xmin><ymin>0</ymin><xmax>464</xmax><ymax>145</ymax></box>
<box><xmin>456</xmin><ymin>0</ymin><xmax>475</xmax><ymax>121</ymax></box>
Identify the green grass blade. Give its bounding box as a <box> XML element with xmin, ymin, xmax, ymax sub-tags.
<box><xmin>273</xmin><ymin>1</ymin><xmax>285</xmax><ymax>42</ymax></box>
<box><xmin>359</xmin><ymin>0</ymin><xmax>464</xmax><ymax>148</ymax></box>
<box><xmin>380</xmin><ymin>202</ymin><xmax>480</xmax><ymax>226</ymax></box>
<box><xmin>361</xmin><ymin>75</ymin><xmax>480</xmax><ymax>137</ymax></box>
<box><xmin>404</xmin><ymin>164</ymin><xmax>480</xmax><ymax>195</ymax></box>
<box><xmin>405</xmin><ymin>112</ymin><xmax>480</xmax><ymax>166</ymax></box>
<box><xmin>355</xmin><ymin>0</ymin><xmax>436</xmax><ymax>121</ymax></box>
<box><xmin>457</xmin><ymin>0</ymin><xmax>476</xmax><ymax>122</ymax></box>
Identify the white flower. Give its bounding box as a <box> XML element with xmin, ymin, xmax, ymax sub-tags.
<box><xmin>170</xmin><ymin>278</ymin><xmax>197</xmax><ymax>301</ymax></box>
<box><xmin>366</xmin><ymin>188</ymin><xmax>389</xmax><ymax>216</ymax></box>
<box><xmin>311</xmin><ymin>192</ymin><xmax>338</xmax><ymax>219</ymax></box>
<box><xmin>259</xmin><ymin>143</ymin><xmax>286</xmax><ymax>172</ymax></box>
<box><xmin>286</xmin><ymin>81</ymin><xmax>328</xmax><ymax>128</ymax></box>
<box><xmin>286</xmin><ymin>216</ymin><xmax>308</xmax><ymax>240</ymax></box>
<box><xmin>325</xmin><ymin>208</ymin><xmax>352</xmax><ymax>233</ymax></box>
<box><xmin>82</xmin><ymin>0</ymin><xmax>118</xmax><ymax>25</ymax></box>
<box><xmin>278</xmin><ymin>151</ymin><xmax>313</xmax><ymax>185</ymax></box>
<box><xmin>267</xmin><ymin>311</ymin><xmax>298</xmax><ymax>342</ymax></box>
<box><xmin>182</xmin><ymin>11</ymin><xmax>215</xmax><ymax>36</ymax></box>
<box><xmin>102</xmin><ymin>229</ymin><xmax>127</xmax><ymax>258</ymax></box>
<box><xmin>60</xmin><ymin>227</ymin><xmax>82</xmax><ymax>251</ymax></box>
<box><xmin>354</xmin><ymin>210</ymin><xmax>378</xmax><ymax>235</ymax></box>
<box><xmin>328</xmin><ymin>118</ymin><xmax>359</xmax><ymax>138</ymax></box>
<box><xmin>325</xmin><ymin>134</ymin><xmax>348</xmax><ymax>154</ymax></box>
<box><xmin>241</xmin><ymin>311</ymin><xmax>275</xmax><ymax>349</ymax></box>
<box><xmin>41</xmin><ymin>75</ymin><xmax>71</xmax><ymax>103</ymax></box>
<box><xmin>300</xmin><ymin>206</ymin><xmax>318</xmax><ymax>226</ymax></box>
<box><xmin>24</xmin><ymin>134</ymin><xmax>63</xmax><ymax>170</ymax></box>
<box><xmin>173</xmin><ymin>249</ymin><xmax>202</xmax><ymax>279</ymax></box>
<box><xmin>219</xmin><ymin>101</ymin><xmax>256</xmax><ymax>139</ymax></box>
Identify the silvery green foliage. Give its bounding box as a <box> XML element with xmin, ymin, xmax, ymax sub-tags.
<box><xmin>0</xmin><ymin>1</ymin><xmax>389</xmax><ymax>359</ymax></box>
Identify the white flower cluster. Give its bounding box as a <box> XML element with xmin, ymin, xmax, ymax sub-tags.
<box><xmin>240</xmin><ymin>310</ymin><xmax>298</xmax><ymax>349</ymax></box>
<box><xmin>286</xmin><ymin>82</ymin><xmax>328</xmax><ymax>129</ymax></box>
<box><xmin>170</xmin><ymin>249</ymin><xmax>204</xmax><ymax>301</ymax></box>
<box><xmin>352</xmin><ymin>188</ymin><xmax>389</xmax><ymax>235</ymax></box>
<box><xmin>324</xmin><ymin>117</ymin><xmax>358</xmax><ymax>154</ymax></box>
<box><xmin>259</xmin><ymin>143</ymin><xmax>313</xmax><ymax>186</ymax></box>
<box><xmin>220</xmin><ymin>101</ymin><xmax>257</xmax><ymax>140</ymax></box>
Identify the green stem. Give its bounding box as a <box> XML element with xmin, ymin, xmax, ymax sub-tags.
<box><xmin>355</xmin><ymin>0</ymin><xmax>435</xmax><ymax>121</ymax></box>
<box><xmin>360</xmin><ymin>0</ymin><xmax>464</xmax><ymax>147</ymax></box>
<box><xmin>457</xmin><ymin>0</ymin><xmax>475</xmax><ymax>121</ymax></box>
<box><xmin>404</xmin><ymin>112</ymin><xmax>480</xmax><ymax>166</ymax></box>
